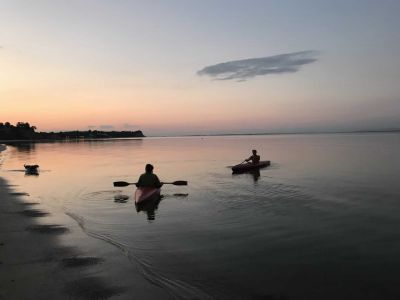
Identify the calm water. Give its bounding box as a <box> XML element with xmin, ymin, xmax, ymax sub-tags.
<box><xmin>2</xmin><ymin>133</ymin><xmax>400</xmax><ymax>299</ymax></box>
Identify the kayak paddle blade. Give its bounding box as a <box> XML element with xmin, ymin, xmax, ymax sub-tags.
<box><xmin>171</xmin><ymin>180</ymin><xmax>188</xmax><ymax>186</ymax></box>
<box><xmin>113</xmin><ymin>181</ymin><xmax>132</xmax><ymax>187</ymax></box>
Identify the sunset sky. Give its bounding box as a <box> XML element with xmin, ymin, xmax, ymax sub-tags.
<box><xmin>1</xmin><ymin>0</ymin><xmax>400</xmax><ymax>136</ymax></box>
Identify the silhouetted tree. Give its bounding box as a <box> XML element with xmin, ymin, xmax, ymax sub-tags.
<box><xmin>0</xmin><ymin>122</ymin><xmax>37</xmax><ymax>140</ymax></box>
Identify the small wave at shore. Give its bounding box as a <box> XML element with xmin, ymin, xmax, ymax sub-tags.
<box><xmin>0</xmin><ymin>144</ymin><xmax>7</xmax><ymax>167</ymax></box>
<box><xmin>65</xmin><ymin>210</ymin><xmax>212</xmax><ymax>299</ymax></box>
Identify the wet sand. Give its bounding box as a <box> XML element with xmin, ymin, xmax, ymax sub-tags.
<box><xmin>0</xmin><ymin>145</ymin><xmax>171</xmax><ymax>299</ymax></box>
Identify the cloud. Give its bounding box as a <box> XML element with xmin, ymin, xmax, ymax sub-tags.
<box><xmin>123</xmin><ymin>123</ymin><xmax>139</xmax><ymax>130</ymax></box>
<box><xmin>99</xmin><ymin>125</ymin><xmax>115</xmax><ymax>130</ymax></box>
<box><xmin>197</xmin><ymin>50</ymin><xmax>319</xmax><ymax>81</ymax></box>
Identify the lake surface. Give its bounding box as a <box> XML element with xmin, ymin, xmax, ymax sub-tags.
<box><xmin>2</xmin><ymin>133</ymin><xmax>400</xmax><ymax>299</ymax></box>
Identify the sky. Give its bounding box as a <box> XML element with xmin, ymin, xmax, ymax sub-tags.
<box><xmin>1</xmin><ymin>0</ymin><xmax>400</xmax><ymax>136</ymax></box>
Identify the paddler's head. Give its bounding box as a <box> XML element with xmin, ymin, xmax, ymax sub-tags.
<box><xmin>145</xmin><ymin>164</ymin><xmax>154</xmax><ymax>173</ymax></box>
<box><xmin>252</xmin><ymin>149</ymin><xmax>257</xmax><ymax>155</ymax></box>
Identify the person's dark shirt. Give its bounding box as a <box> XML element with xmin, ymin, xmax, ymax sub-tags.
<box><xmin>247</xmin><ymin>154</ymin><xmax>260</xmax><ymax>164</ymax></box>
<box><xmin>136</xmin><ymin>173</ymin><xmax>162</xmax><ymax>188</ymax></box>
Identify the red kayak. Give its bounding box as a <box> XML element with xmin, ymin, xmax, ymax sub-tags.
<box><xmin>134</xmin><ymin>187</ymin><xmax>161</xmax><ymax>204</ymax></box>
<box><xmin>231</xmin><ymin>160</ymin><xmax>271</xmax><ymax>173</ymax></box>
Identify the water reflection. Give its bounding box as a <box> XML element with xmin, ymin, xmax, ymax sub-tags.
<box><xmin>7</xmin><ymin>142</ymin><xmax>36</xmax><ymax>153</ymax></box>
<box><xmin>114</xmin><ymin>194</ymin><xmax>129</xmax><ymax>203</ymax></box>
<box><xmin>232</xmin><ymin>169</ymin><xmax>261</xmax><ymax>182</ymax></box>
<box><xmin>25</xmin><ymin>169</ymin><xmax>39</xmax><ymax>176</ymax></box>
<box><xmin>249</xmin><ymin>169</ymin><xmax>260</xmax><ymax>181</ymax></box>
<box><xmin>6</xmin><ymin>142</ymin><xmax>39</xmax><ymax>168</ymax></box>
<box><xmin>172</xmin><ymin>193</ymin><xmax>189</xmax><ymax>197</ymax></box>
<box><xmin>134</xmin><ymin>193</ymin><xmax>189</xmax><ymax>221</ymax></box>
<box><xmin>135</xmin><ymin>195</ymin><xmax>162</xmax><ymax>221</ymax></box>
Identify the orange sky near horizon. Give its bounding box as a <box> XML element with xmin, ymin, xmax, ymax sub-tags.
<box><xmin>1</xmin><ymin>51</ymin><xmax>301</xmax><ymax>133</ymax></box>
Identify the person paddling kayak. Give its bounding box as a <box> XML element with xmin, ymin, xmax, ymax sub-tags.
<box><xmin>136</xmin><ymin>164</ymin><xmax>163</xmax><ymax>188</ymax></box>
<box><xmin>245</xmin><ymin>149</ymin><xmax>260</xmax><ymax>164</ymax></box>
<box><xmin>231</xmin><ymin>150</ymin><xmax>270</xmax><ymax>173</ymax></box>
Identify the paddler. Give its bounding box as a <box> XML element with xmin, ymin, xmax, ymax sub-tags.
<box><xmin>245</xmin><ymin>149</ymin><xmax>260</xmax><ymax>164</ymax></box>
<box><xmin>136</xmin><ymin>164</ymin><xmax>163</xmax><ymax>188</ymax></box>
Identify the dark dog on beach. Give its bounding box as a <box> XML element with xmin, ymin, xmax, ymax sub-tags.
<box><xmin>24</xmin><ymin>164</ymin><xmax>39</xmax><ymax>175</ymax></box>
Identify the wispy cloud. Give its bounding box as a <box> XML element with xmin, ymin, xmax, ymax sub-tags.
<box><xmin>99</xmin><ymin>125</ymin><xmax>114</xmax><ymax>130</ymax></box>
<box><xmin>197</xmin><ymin>50</ymin><xmax>319</xmax><ymax>81</ymax></box>
<box><xmin>123</xmin><ymin>123</ymin><xmax>139</xmax><ymax>130</ymax></box>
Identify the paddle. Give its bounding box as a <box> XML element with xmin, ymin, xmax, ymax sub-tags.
<box><xmin>227</xmin><ymin>160</ymin><xmax>248</xmax><ymax>168</ymax></box>
<box><xmin>113</xmin><ymin>180</ymin><xmax>188</xmax><ymax>187</ymax></box>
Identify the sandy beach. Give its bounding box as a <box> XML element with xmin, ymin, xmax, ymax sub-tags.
<box><xmin>0</xmin><ymin>144</ymin><xmax>171</xmax><ymax>299</ymax></box>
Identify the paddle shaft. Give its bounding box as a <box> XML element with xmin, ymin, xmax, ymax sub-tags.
<box><xmin>113</xmin><ymin>180</ymin><xmax>187</xmax><ymax>187</ymax></box>
<box><xmin>227</xmin><ymin>160</ymin><xmax>248</xmax><ymax>168</ymax></box>
<box><xmin>118</xmin><ymin>182</ymin><xmax>178</xmax><ymax>185</ymax></box>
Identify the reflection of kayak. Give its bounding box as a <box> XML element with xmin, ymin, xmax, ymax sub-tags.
<box><xmin>231</xmin><ymin>160</ymin><xmax>271</xmax><ymax>173</ymax></box>
<box><xmin>135</xmin><ymin>193</ymin><xmax>162</xmax><ymax>220</ymax></box>
<box><xmin>134</xmin><ymin>187</ymin><xmax>161</xmax><ymax>204</ymax></box>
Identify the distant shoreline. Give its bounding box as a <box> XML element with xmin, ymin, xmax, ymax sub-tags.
<box><xmin>1</xmin><ymin>128</ymin><xmax>399</xmax><ymax>141</ymax></box>
<box><xmin>149</xmin><ymin>128</ymin><xmax>400</xmax><ymax>138</ymax></box>
<box><xmin>0</xmin><ymin>137</ymin><xmax>144</xmax><ymax>143</ymax></box>
<box><xmin>0</xmin><ymin>123</ymin><xmax>145</xmax><ymax>141</ymax></box>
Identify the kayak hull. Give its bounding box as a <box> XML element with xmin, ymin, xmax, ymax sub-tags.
<box><xmin>231</xmin><ymin>160</ymin><xmax>271</xmax><ymax>173</ymax></box>
<box><xmin>134</xmin><ymin>187</ymin><xmax>161</xmax><ymax>204</ymax></box>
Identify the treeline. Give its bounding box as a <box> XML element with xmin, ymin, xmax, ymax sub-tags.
<box><xmin>35</xmin><ymin>130</ymin><xmax>145</xmax><ymax>139</ymax></box>
<box><xmin>0</xmin><ymin>122</ymin><xmax>145</xmax><ymax>140</ymax></box>
<box><xmin>0</xmin><ymin>122</ymin><xmax>36</xmax><ymax>139</ymax></box>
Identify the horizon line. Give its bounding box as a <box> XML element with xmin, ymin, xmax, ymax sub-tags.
<box><xmin>147</xmin><ymin>128</ymin><xmax>400</xmax><ymax>138</ymax></box>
